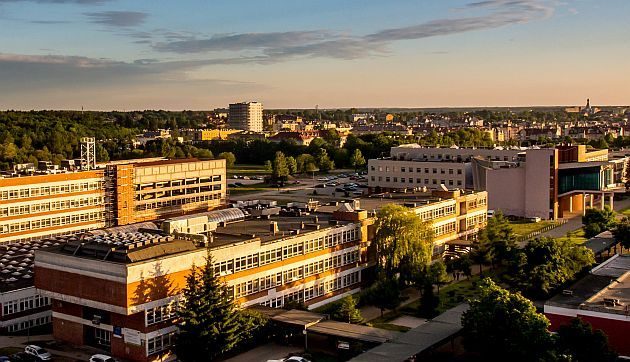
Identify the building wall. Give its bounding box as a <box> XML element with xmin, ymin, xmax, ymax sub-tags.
<box><xmin>368</xmin><ymin>159</ymin><xmax>468</xmax><ymax>190</ymax></box>
<box><xmin>487</xmin><ymin>167</ymin><xmax>526</xmax><ymax>218</ymax></box>
<box><xmin>0</xmin><ymin>171</ymin><xmax>105</xmax><ymax>244</ymax></box>
<box><xmin>228</xmin><ymin>102</ymin><xmax>263</xmax><ymax>132</ymax></box>
<box><xmin>389</xmin><ymin>146</ymin><xmax>521</xmax><ymax>162</ymax></box>
<box><xmin>131</xmin><ymin>159</ymin><xmax>226</xmax><ymax>224</ymax></box>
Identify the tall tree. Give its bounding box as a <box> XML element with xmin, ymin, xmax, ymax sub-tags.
<box><xmin>373</xmin><ymin>204</ymin><xmax>434</xmax><ymax>279</ymax></box>
<box><xmin>511</xmin><ymin>238</ymin><xmax>594</xmax><ymax>297</ymax></box>
<box><xmin>271</xmin><ymin>151</ymin><xmax>289</xmax><ymax>182</ymax></box>
<box><xmin>582</xmin><ymin>207</ymin><xmax>616</xmax><ymax>238</ymax></box>
<box><xmin>217</xmin><ymin>152</ymin><xmax>236</xmax><ymax>168</ymax></box>
<box><xmin>462</xmin><ymin>278</ymin><xmax>555</xmax><ymax>362</ymax></box>
<box><xmin>332</xmin><ymin>296</ymin><xmax>364</xmax><ymax>324</ymax></box>
<box><xmin>286</xmin><ymin>156</ymin><xmax>298</xmax><ymax>175</ymax></box>
<box><xmin>613</xmin><ymin>216</ymin><xmax>630</xmax><ymax>250</ymax></box>
<box><xmin>556</xmin><ymin>318</ymin><xmax>617</xmax><ymax>362</ymax></box>
<box><xmin>350</xmin><ymin>149</ymin><xmax>366</xmax><ymax>171</ymax></box>
<box><xmin>315</xmin><ymin>148</ymin><xmax>335</xmax><ymax>172</ymax></box>
<box><xmin>478</xmin><ymin>211</ymin><xmax>516</xmax><ymax>267</ymax></box>
<box><xmin>177</xmin><ymin>255</ymin><xmax>240</xmax><ymax>362</ymax></box>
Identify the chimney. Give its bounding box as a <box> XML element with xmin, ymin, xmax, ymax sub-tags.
<box><xmin>270</xmin><ymin>221</ymin><xmax>279</xmax><ymax>235</ymax></box>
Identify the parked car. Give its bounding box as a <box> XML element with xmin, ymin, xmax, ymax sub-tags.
<box><xmin>352</xmin><ymin>191</ymin><xmax>364</xmax><ymax>196</ymax></box>
<box><xmin>234</xmin><ymin>182</ymin><xmax>244</xmax><ymax>187</ymax></box>
<box><xmin>9</xmin><ymin>353</ymin><xmax>37</xmax><ymax>362</ymax></box>
<box><xmin>242</xmin><ymin>176</ymin><xmax>250</xmax><ymax>180</ymax></box>
<box><xmin>232</xmin><ymin>175</ymin><xmax>240</xmax><ymax>179</ymax></box>
<box><xmin>0</xmin><ymin>356</ymin><xmax>11</xmax><ymax>362</ymax></box>
<box><xmin>314</xmin><ymin>184</ymin><xmax>326</xmax><ymax>188</ymax></box>
<box><xmin>228</xmin><ymin>183</ymin><xmax>239</xmax><ymax>188</ymax></box>
<box><xmin>335</xmin><ymin>187</ymin><xmax>345</xmax><ymax>192</ymax></box>
<box><xmin>24</xmin><ymin>346</ymin><xmax>51</xmax><ymax>361</ymax></box>
<box><xmin>90</xmin><ymin>354</ymin><xmax>116</xmax><ymax>362</ymax></box>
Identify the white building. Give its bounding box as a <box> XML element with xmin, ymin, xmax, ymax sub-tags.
<box><xmin>228</xmin><ymin>102</ymin><xmax>264</xmax><ymax>132</ymax></box>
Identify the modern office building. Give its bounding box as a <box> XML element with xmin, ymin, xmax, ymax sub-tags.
<box><xmin>34</xmin><ymin>190</ymin><xmax>486</xmax><ymax>361</ymax></box>
<box><xmin>228</xmin><ymin>102</ymin><xmax>264</xmax><ymax>132</ymax></box>
<box><xmin>369</xmin><ymin>144</ymin><xmax>628</xmax><ymax>220</ymax></box>
<box><xmin>1</xmin><ymin>158</ymin><xmax>227</xmax><ymax>244</ymax></box>
<box><xmin>106</xmin><ymin>158</ymin><xmax>226</xmax><ymax>226</ymax></box>
<box><xmin>0</xmin><ymin>171</ymin><xmax>106</xmax><ymax>244</ymax></box>
<box><xmin>544</xmin><ymin>254</ymin><xmax>630</xmax><ymax>357</ymax></box>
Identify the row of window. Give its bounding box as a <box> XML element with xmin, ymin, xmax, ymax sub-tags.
<box><xmin>467</xmin><ymin>197</ymin><xmax>488</xmax><ymax>209</ymax></box>
<box><xmin>2</xmin><ymin>295</ymin><xmax>50</xmax><ymax>316</ymax></box>
<box><xmin>466</xmin><ymin>213</ymin><xmax>487</xmax><ymax>228</ymax></box>
<box><xmin>214</xmin><ymin>227</ymin><xmax>360</xmax><ymax>276</ymax></box>
<box><xmin>134</xmin><ymin>176</ymin><xmax>222</xmax><ymax>192</ymax></box>
<box><xmin>260</xmin><ymin>271</ymin><xmax>361</xmax><ymax>308</ymax></box>
<box><xmin>0</xmin><ymin>181</ymin><xmax>102</xmax><ymax>201</ymax></box>
<box><xmin>147</xmin><ymin>331</ymin><xmax>176</xmax><ymax>356</ymax></box>
<box><xmin>145</xmin><ymin>301</ymin><xmax>181</xmax><ymax>326</ymax></box>
<box><xmin>434</xmin><ymin>221</ymin><xmax>457</xmax><ymax>237</ymax></box>
<box><xmin>135</xmin><ymin>193</ymin><xmax>222</xmax><ymax>212</ymax></box>
<box><xmin>0</xmin><ymin>196</ymin><xmax>103</xmax><ymax>217</ymax></box>
<box><xmin>5</xmin><ymin>315</ymin><xmax>51</xmax><ymax>333</ymax></box>
<box><xmin>0</xmin><ymin>211</ymin><xmax>103</xmax><ymax>234</ymax></box>
<box><xmin>372</xmin><ymin>165</ymin><xmax>463</xmax><ymax>175</ymax></box>
<box><xmin>416</xmin><ymin>204</ymin><xmax>456</xmax><ymax>221</ymax></box>
<box><xmin>392</xmin><ymin>153</ymin><xmax>513</xmax><ymax>162</ymax></box>
<box><xmin>374</xmin><ymin>176</ymin><xmax>463</xmax><ymax>187</ymax></box>
<box><xmin>233</xmin><ymin>250</ymin><xmax>360</xmax><ymax>299</ymax></box>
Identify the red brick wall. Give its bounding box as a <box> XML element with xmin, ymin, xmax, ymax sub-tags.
<box><xmin>111</xmin><ymin>336</ymin><xmax>148</xmax><ymax>362</ymax></box>
<box><xmin>53</xmin><ymin>318</ymin><xmax>83</xmax><ymax>346</ymax></box>
<box><xmin>581</xmin><ymin>315</ymin><xmax>630</xmax><ymax>357</ymax></box>
<box><xmin>545</xmin><ymin>312</ymin><xmax>575</xmax><ymax>331</ymax></box>
<box><xmin>35</xmin><ymin>266</ymin><xmax>127</xmax><ymax>308</ymax></box>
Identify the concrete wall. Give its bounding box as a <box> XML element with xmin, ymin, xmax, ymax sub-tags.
<box><xmin>486</xmin><ymin>167</ymin><xmax>526</xmax><ymax>217</ymax></box>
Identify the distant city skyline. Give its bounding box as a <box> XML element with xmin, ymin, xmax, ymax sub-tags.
<box><xmin>1</xmin><ymin>0</ymin><xmax>629</xmax><ymax>110</ymax></box>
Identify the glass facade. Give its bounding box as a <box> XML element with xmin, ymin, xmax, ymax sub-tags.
<box><xmin>558</xmin><ymin>167</ymin><xmax>600</xmax><ymax>194</ymax></box>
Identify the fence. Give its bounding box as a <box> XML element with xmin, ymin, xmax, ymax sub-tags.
<box><xmin>515</xmin><ymin>219</ymin><xmax>568</xmax><ymax>243</ymax></box>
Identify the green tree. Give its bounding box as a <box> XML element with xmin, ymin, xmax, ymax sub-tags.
<box><xmin>373</xmin><ymin>204</ymin><xmax>434</xmax><ymax>279</ymax></box>
<box><xmin>286</xmin><ymin>156</ymin><xmax>298</xmax><ymax>175</ymax></box>
<box><xmin>296</xmin><ymin>153</ymin><xmax>316</xmax><ymax>173</ymax></box>
<box><xmin>349</xmin><ymin>149</ymin><xmax>366</xmax><ymax>171</ymax></box>
<box><xmin>583</xmin><ymin>207</ymin><xmax>616</xmax><ymax>238</ymax></box>
<box><xmin>315</xmin><ymin>148</ymin><xmax>335</xmax><ymax>172</ymax></box>
<box><xmin>235</xmin><ymin>309</ymin><xmax>270</xmax><ymax>351</ymax></box>
<box><xmin>177</xmin><ymin>255</ymin><xmax>240</xmax><ymax>362</ymax></box>
<box><xmin>364</xmin><ymin>279</ymin><xmax>401</xmax><ymax>317</ymax></box>
<box><xmin>511</xmin><ymin>238</ymin><xmax>594</xmax><ymax>297</ymax></box>
<box><xmin>462</xmin><ymin>278</ymin><xmax>555</xmax><ymax>362</ymax></box>
<box><xmin>478</xmin><ymin>211</ymin><xmax>516</xmax><ymax>267</ymax></box>
<box><xmin>264</xmin><ymin>160</ymin><xmax>272</xmax><ymax>172</ymax></box>
<box><xmin>427</xmin><ymin>260</ymin><xmax>449</xmax><ymax>293</ymax></box>
<box><xmin>612</xmin><ymin>216</ymin><xmax>630</xmax><ymax>249</ymax></box>
<box><xmin>332</xmin><ymin>296</ymin><xmax>364</xmax><ymax>324</ymax></box>
<box><xmin>271</xmin><ymin>151</ymin><xmax>290</xmax><ymax>183</ymax></box>
<box><xmin>556</xmin><ymin>318</ymin><xmax>617</xmax><ymax>362</ymax></box>
<box><xmin>217</xmin><ymin>152</ymin><xmax>236</xmax><ymax>168</ymax></box>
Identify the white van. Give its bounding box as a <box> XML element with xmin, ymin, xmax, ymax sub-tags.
<box><xmin>487</xmin><ymin>210</ymin><xmax>495</xmax><ymax>218</ymax></box>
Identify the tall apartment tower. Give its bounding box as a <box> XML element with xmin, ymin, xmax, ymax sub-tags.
<box><xmin>228</xmin><ymin>102</ymin><xmax>263</xmax><ymax>132</ymax></box>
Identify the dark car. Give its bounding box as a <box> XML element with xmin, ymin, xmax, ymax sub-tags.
<box><xmin>10</xmin><ymin>353</ymin><xmax>37</xmax><ymax>362</ymax></box>
<box><xmin>234</xmin><ymin>182</ymin><xmax>244</xmax><ymax>187</ymax></box>
<box><xmin>0</xmin><ymin>356</ymin><xmax>11</xmax><ymax>362</ymax></box>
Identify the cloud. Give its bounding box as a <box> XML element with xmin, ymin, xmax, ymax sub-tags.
<box><xmin>153</xmin><ymin>30</ymin><xmax>331</xmax><ymax>53</ymax></box>
<box><xmin>84</xmin><ymin>10</ymin><xmax>147</xmax><ymax>27</ymax></box>
<box><xmin>150</xmin><ymin>0</ymin><xmax>556</xmax><ymax>64</ymax></box>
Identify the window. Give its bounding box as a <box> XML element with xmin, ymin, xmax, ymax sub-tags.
<box><xmin>147</xmin><ymin>332</ymin><xmax>176</xmax><ymax>355</ymax></box>
<box><xmin>432</xmin><ymin>168</ymin><xmax>437</xmax><ymax>174</ymax></box>
<box><xmin>457</xmin><ymin>169</ymin><xmax>462</xmax><ymax>175</ymax></box>
<box><xmin>401</xmin><ymin>167</ymin><xmax>406</xmax><ymax>172</ymax></box>
<box><xmin>146</xmin><ymin>301</ymin><xmax>179</xmax><ymax>325</ymax></box>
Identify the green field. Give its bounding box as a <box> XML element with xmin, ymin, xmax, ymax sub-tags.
<box><xmin>554</xmin><ymin>228</ymin><xmax>588</xmax><ymax>244</ymax></box>
<box><xmin>227</xmin><ymin>164</ymin><xmax>270</xmax><ymax>176</ymax></box>
<box><xmin>509</xmin><ymin>220</ymin><xmax>557</xmax><ymax>237</ymax></box>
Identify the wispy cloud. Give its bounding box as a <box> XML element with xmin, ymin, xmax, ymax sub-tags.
<box><xmin>149</xmin><ymin>0</ymin><xmax>556</xmax><ymax>64</ymax></box>
<box><xmin>84</xmin><ymin>10</ymin><xmax>147</xmax><ymax>27</ymax></box>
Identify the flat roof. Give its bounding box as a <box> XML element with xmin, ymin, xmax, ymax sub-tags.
<box><xmin>308</xmin><ymin>320</ymin><xmax>401</xmax><ymax>344</ymax></box>
<box><xmin>270</xmin><ymin>309</ymin><xmax>325</xmax><ymax>328</ymax></box>
<box><xmin>546</xmin><ymin>255</ymin><xmax>630</xmax><ymax>315</ymax></box>
<box><xmin>584</xmin><ymin>231</ymin><xmax>617</xmax><ymax>254</ymax></box>
<box><xmin>211</xmin><ymin>213</ymin><xmax>336</xmax><ymax>246</ymax></box>
<box><xmin>349</xmin><ymin>304</ymin><xmax>468</xmax><ymax>362</ymax></box>
<box><xmin>1</xmin><ymin>239</ymin><xmax>64</xmax><ymax>293</ymax></box>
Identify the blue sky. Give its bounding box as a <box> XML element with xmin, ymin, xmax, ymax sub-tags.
<box><xmin>0</xmin><ymin>0</ymin><xmax>628</xmax><ymax>110</ymax></box>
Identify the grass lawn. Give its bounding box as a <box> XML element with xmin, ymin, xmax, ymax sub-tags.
<box><xmin>367</xmin><ymin>310</ymin><xmax>411</xmax><ymax>332</ymax></box>
<box><xmin>227</xmin><ymin>185</ymin><xmax>270</xmax><ymax>195</ymax></box>
<box><xmin>554</xmin><ymin>228</ymin><xmax>588</xmax><ymax>244</ymax></box>
<box><xmin>227</xmin><ymin>164</ymin><xmax>270</xmax><ymax>176</ymax></box>
<box><xmin>509</xmin><ymin>220</ymin><xmax>557</xmax><ymax>237</ymax></box>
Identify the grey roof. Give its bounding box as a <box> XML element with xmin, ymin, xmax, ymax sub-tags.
<box><xmin>307</xmin><ymin>320</ymin><xmax>401</xmax><ymax>344</ymax></box>
<box><xmin>584</xmin><ymin>231</ymin><xmax>617</xmax><ymax>255</ymax></box>
<box><xmin>349</xmin><ymin>304</ymin><xmax>468</xmax><ymax>362</ymax></box>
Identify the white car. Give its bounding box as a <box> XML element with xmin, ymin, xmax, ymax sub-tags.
<box><xmin>266</xmin><ymin>357</ymin><xmax>311</xmax><ymax>362</ymax></box>
<box><xmin>24</xmin><ymin>345</ymin><xmax>51</xmax><ymax>361</ymax></box>
<box><xmin>90</xmin><ymin>354</ymin><xmax>116</xmax><ymax>362</ymax></box>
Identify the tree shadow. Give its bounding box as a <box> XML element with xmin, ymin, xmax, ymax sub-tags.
<box><xmin>133</xmin><ymin>261</ymin><xmax>177</xmax><ymax>305</ymax></box>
